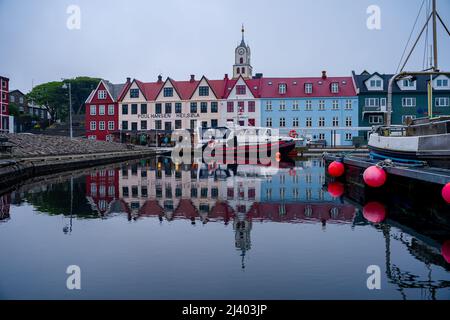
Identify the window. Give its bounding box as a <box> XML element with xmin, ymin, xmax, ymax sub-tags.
<box><xmin>279</xmin><ymin>101</ymin><xmax>286</xmax><ymax>111</ymax></box>
<box><xmin>99</xmin><ymin>121</ymin><xmax>105</xmax><ymax>130</ymax></box>
<box><xmin>238</xmin><ymin>101</ymin><xmax>244</xmax><ymax>113</ymax></box>
<box><xmin>99</xmin><ymin>105</ymin><xmax>105</xmax><ymax>115</ymax></box>
<box><xmin>175</xmin><ymin>102</ymin><xmax>182</xmax><ymax>113</ymax></box>
<box><xmin>164</xmin><ymin>122</ymin><xmax>171</xmax><ymax>131</ymax></box>
<box><xmin>122</xmin><ymin>121</ymin><xmax>128</xmax><ymax>130</ymax></box>
<box><xmin>293</xmin><ymin>117</ymin><xmax>299</xmax><ymax>127</ymax></box>
<box><xmin>90</xmin><ymin>105</ymin><xmax>96</xmax><ymax>115</ymax></box>
<box><xmin>293</xmin><ymin>100</ymin><xmax>299</xmax><ymax>111</ymax></box>
<box><xmin>163</xmin><ymin>87</ymin><xmax>173</xmax><ymax>97</ymax></box>
<box><xmin>266</xmin><ymin>100</ymin><xmax>272</xmax><ymax>111</ymax></box>
<box><xmin>141</xmin><ymin>120</ymin><xmax>147</xmax><ymax>130</ymax></box>
<box><xmin>19</xmin><ymin>97</ymin><xmax>24</xmax><ymax>103</ymax></box>
<box><xmin>402</xmin><ymin>97</ymin><xmax>416</xmax><ymax>107</ymax></box>
<box><xmin>248</xmin><ymin>118</ymin><xmax>255</xmax><ymax>126</ymax></box>
<box><xmin>279</xmin><ymin>118</ymin><xmax>286</xmax><ymax>127</ymax></box>
<box><xmin>10</xmin><ymin>95</ymin><xmax>15</xmax><ymax>103</ymax></box>
<box><xmin>306</xmin><ymin>117</ymin><xmax>312</xmax><ymax>127</ymax></box>
<box><xmin>131</xmin><ymin>104</ymin><xmax>138</xmax><ymax>114</ymax></box>
<box><xmin>331</xmin><ymin>82</ymin><xmax>339</xmax><ymax>93</ymax></box>
<box><xmin>369</xmin><ymin>115</ymin><xmax>383</xmax><ymax>124</ymax></box>
<box><xmin>369</xmin><ymin>79</ymin><xmax>382</xmax><ymax>88</ymax></box>
<box><xmin>345</xmin><ymin>100</ymin><xmax>352</xmax><ymax>110</ymax></box>
<box><xmin>266</xmin><ymin>118</ymin><xmax>272</xmax><ymax>127</ymax></box>
<box><xmin>345</xmin><ymin>116</ymin><xmax>352</xmax><ymax>127</ymax></box>
<box><xmin>141</xmin><ymin>104</ymin><xmax>147</xmax><ymax>114</ymax></box>
<box><xmin>279</xmin><ymin>83</ymin><xmax>287</xmax><ymax>94</ymax></box>
<box><xmin>319</xmin><ymin>133</ymin><xmax>325</xmax><ymax>140</ymax></box>
<box><xmin>403</xmin><ymin>79</ymin><xmax>414</xmax><ymax>87</ymax></box>
<box><xmin>305</xmin><ymin>100</ymin><xmax>312</xmax><ymax>111</ymax></box>
<box><xmin>201</xmin><ymin>121</ymin><xmax>207</xmax><ymax>128</ymax></box>
<box><xmin>236</xmin><ymin>85</ymin><xmax>246</xmax><ymax>95</ymax></box>
<box><xmin>90</xmin><ymin>121</ymin><xmax>96</xmax><ymax>130</ymax></box>
<box><xmin>200</xmin><ymin>102</ymin><xmax>208</xmax><ymax>113</ymax></box>
<box><xmin>402</xmin><ymin>115</ymin><xmax>416</xmax><ymax>124</ymax></box>
<box><xmin>155</xmin><ymin>120</ymin><xmax>162</xmax><ymax>130</ymax></box>
<box><xmin>211</xmin><ymin>102</ymin><xmax>218</xmax><ymax>113</ymax></box>
<box><xmin>332</xmin><ymin>117</ymin><xmax>339</xmax><ymax>127</ymax></box>
<box><xmin>122</xmin><ymin>104</ymin><xmax>128</xmax><ymax>115</ymax></box>
<box><xmin>227</xmin><ymin>102</ymin><xmax>234</xmax><ymax>113</ymax></box>
<box><xmin>98</xmin><ymin>90</ymin><xmax>107</xmax><ymax>99</ymax></box>
<box><xmin>435</xmin><ymin>97</ymin><xmax>449</xmax><ymax>107</ymax></box>
<box><xmin>199</xmin><ymin>86</ymin><xmax>209</xmax><ymax>96</ymax></box>
<box><xmin>165</xmin><ymin>103</ymin><xmax>172</xmax><ymax>114</ymax></box>
<box><xmin>248</xmin><ymin>101</ymin><xmax>255</xmax><ymax>112</ymax></box>
<box><xmin>436</xmin><ymin>79</ymin><xmax>449</xmax><ymax>87</ymax></box>
<box><xmin>190</xmin><ymin>102</ymin><xmax>197</xmax><ymax>113</ymax></box>
<box><xmin>305</xmin><ymin>83</ymin><xmax>313</xmax><ymax>94</ymax></box>
<box><xmin>155</xmin><ymin>103</ymin><xmax>162</xmax><ymax>114</ymax></box>
<box><xmin>345</xmin><ymin>133</ymin><xmax>352</xmax><ymax>141</ymax></box>
<box><xmin>319</xmin><ymin>100</ymin><xmax>325</xmax><ymax>111</ymax></box>
<box><xmin>108</xmin><ymin>104</ymin><xmax>114</xmax><ymax>115</ymax></box>
<box><xmin>131</xmin><ymin>122</ymin><xmax>138</xmax><ymax>131</ymax></box>
<box><xmin>108</xmin><ymin>121</ymin><xmax>114</xmax><ymax>130</ymax></box>
<box><xmin>190</xmin><ymin>119</ymin><xmax>197</xmax><ymax>130</ymax></box>
<box><xmin>130</xmin><ymin>89</ymin><xmax>139</xmax><ymax>98</ymax></box>
<box><xmin>331</xmin><ymin>100</ymin><xmax>339</xmax><ymax>110</ymax></box>
<box><xmin>318</xmin><ymin>117</ymin><xmax>325</xmax><ymax>127</ymax></box>
<box><xmin>211</xmin><ymin>119</ymin><xmax>218</xmax><ymax>128</ymax></box>
<box><xmin>175</xmin><ymin>120</ymin><xmax>182</xmax><ymax>129</ymax></box>
<box><xmin>365</xmin><ymin>98</ymin><xmax>379</xmax><ymax>107</ymax></box>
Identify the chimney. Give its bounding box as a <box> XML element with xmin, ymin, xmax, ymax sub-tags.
<box><xmin>190</xmin><ymin>74</ymin><xmax>195</xmax><ymax>82</ymax></box>
<box><xmin>126</xmin><ymin>77</ymin><xmax>131</xmax><ymax>83</ymax></box>
<box><xmin>157</xmin><ymin>75</ymin><xmax>162</xmax><ymax>83</ymax></box>
<box><xmin>322</xmin><ymin>71</ymin><xmax>327</xmax><ymax>80</ymax></box>
<box><xmin>224</xmin><ymin>74</ymin><xmax>229</xmax><ymax>80</ymax></box>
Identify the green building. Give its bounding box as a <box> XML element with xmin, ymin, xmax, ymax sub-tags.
<box><xmin>352</xmin><ymin>71</ymin><xmax>450</xmax><ymax>140</ymax></box>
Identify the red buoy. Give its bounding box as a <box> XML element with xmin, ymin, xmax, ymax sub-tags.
<box><xmin>363</xmin><ymin>166</ymin><xmax>387</xmax><ymax>188</ymax></box>
<box><xmin>328</xmin><ymin>161</ymin><xmax>345</xmax><ymax>177</ymax></box>
<box><xmin>363</xmin><ymin>201</ymin><xmax>386</xmax><ymax>223</ymax></box>
<box><xmin>442</xmin><ymin>183</ymin><xmax>450</xmax><ymax>204</ymax></box>
<box><xmin>441</xmin><ymin>240</ymin><xmax>450</xmax><ymax>263</ymax></box>
<box><xmin>328</xmin><ymin>182</ymin><xmax>344</xmax><ymax>198</ymax></box>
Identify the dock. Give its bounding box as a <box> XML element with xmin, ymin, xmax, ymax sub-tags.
<box><xmin>323</xmin><ymin>153</ymin><xmax>450</xmax><ymax>186</ymax></box>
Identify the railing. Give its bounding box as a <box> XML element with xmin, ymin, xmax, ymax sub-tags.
<box><xmin>363</xmin><ymin>106</ymin><xmax>387</xmax><ymax>112</ymax></box>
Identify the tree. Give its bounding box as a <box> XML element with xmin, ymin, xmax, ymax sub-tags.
<box><xmin>26</xmin><ymin>81</ymin><xmax>66</xmax><ymax>123</ymax></box>
<box><xmin>8</xmin><ymin>103</ymin><xmax>20</xmax><ymax>117</ymax></box>
<box><xmin>64</xmin><ymin>77</ymin><xmax>101</xmax><ymax>114</ymax></box>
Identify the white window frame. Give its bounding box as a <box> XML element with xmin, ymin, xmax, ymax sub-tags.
<box><xmin>97</xmin><ymin>90</ymin><xmax>107</xmax><ymax>99</ymax></box>
<box><xmin>318</xmin><ymin>117</ymin><xmax>325</xmax><ymax>127</ymax></box>
<box><xmin>266</xmin><ymin>100</ymin><xmax>272</xmax><ymax>111</ymax></box>
<box><xmin>331</xmin><ymin>82</ymin><xmax>339</xmax><ymax>93</ymax></box>
<box><xmin>90</xmin><ymin>105</ymin><xmax>96</xmax><ymax>115</ymax></box>
<box><xmin>90</xmin><ymin>121</ymin><xmax>96</xmax><ymax>130</ymax></box>
<box><xmin>292</xmin><ymin>100</ymin><xmax>299</xmax><ymax>111</ymax></box>
<box><xmin>279</xmin><ymin>117</ymin><xmax>286</xmax><ymax>127</ymax></box>
<box><xmin>332</xmin><ymin>100</ymin><xmax>339</xmax><ymax>110</ymax></box>
<box><xmin>402</xmin><ymin>115</ymin><xmax>416</xmax><ymax>124</ymax></box>
<box><xmin>108</xmin><ymin>104</ymin><xmax>114</xmax><ymax>115</ymax></box>
<box><xmin>318</xmin><ymin>100</ymin><xmax>325</xmax><ymax>110</ymax></box>
<box><xmin>345</xmin><ymin>99</ymin><xmax>352</xmax><ymax>110</ymax></box>
<box><xmin>345</xmin><ymin>116</ymin><xmax>352</xmax><ymax>127</ymax></box>
<box><xmin>279</xmin><ymin>100</ymin><xmax>286</xmax><ymax>111</ymax></box>
<box><xmin>345</xmin><ymin>133</ymin><xmax>352</xmax><ymax>141</ymax></box>
<box><xmin>266</xmin><ymin>117</ymin><xmax>272</xmax><ymax>127</ymax></box>
<box><xmin>99</xmin><ymin>105</ymin><xmax>105</xmax><ymax>115</ymax></box>
<box><xmin>305</xmin><ymin>83</ymin><xmax>313</xmax><ymax>94</ymax></box>
<box><xmin>108</xmin><ymin>121</ymin><xmax>115</xmax><ymax>130</ymax></box>
<box><xmin>402</xmin><ymin>97</ymin><xmax>416</xmax><ymax>107</ymax></box>
<box><xmin>99</xmin><ymin>121</ymin><xmax>105</xmax><ymax>131</ymax></box>
<box><xmin>306</xmin><ymin>117</ymin><xmax>312</xmax><ymax>127</ymax></box>
<box><xmin>278</xmin><ymin>84</ymin><xmax>287</xmax><ymax>94</ymax></box>
<box><xmin>435</xmin><ymin>97</ymin><xmax>449</xmax><ymax>107</ymax></box>
<box><xmin>332</xmin><ymin>116</ymin><xmax>339</xmax><ymax>127</ymax></box>
<box><xmin>293</xmin><ymin>117</ymin><xmax>299</xmax><ymax>127</ymax></box>
<box><xmin>365</xmin><ymin>98</ymin><xmax>379</xmax><ymax>107</ymax></box>
<box><xmin>369</xmin><ymin>115</ymin><xmax>383</xmax><ymax>124</ymax></box>
<box><xmin>305</xmin><ymin>100</ymin><xmax>312</xmax><ymax>111</ymax></box>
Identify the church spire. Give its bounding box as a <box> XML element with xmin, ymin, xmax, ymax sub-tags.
<box><xmin>240</xmin><ymin>24</ymin><xmax>246</xmax><ymax>46</ymax></box>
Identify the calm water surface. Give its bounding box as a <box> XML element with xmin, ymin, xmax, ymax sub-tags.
<box><xmin>0</xmin><ymin>157</ymin><xmax>449</xmax><ymax>300</ymax></box>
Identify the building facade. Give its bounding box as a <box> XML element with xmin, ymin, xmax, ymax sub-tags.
<box><xmin>260</xmin><ymin>72</ymin><xmax>359</xmax><ymax>146</ymax></box>
<box><xmin>353</xmin><ymin>71</ymin><xmax>450</xmax><ymax>140</ymax></box>
<box><xmin>0</xmin><ymin>76</ymin><xmax>9</xmax><ymax>133</ymax></box>
<box><xmin>85</xmin><ymin>79</ymin><xmax>127</xmax><ymax>141</ymax></box>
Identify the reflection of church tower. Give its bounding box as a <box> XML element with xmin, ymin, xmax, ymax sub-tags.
<box><xmin>233</xmin><ymin>217</ymin><xmax>252</xmax><ymax>269</ymax></box>
<box><xmin>233</xmin><ymin>25</ymin><xmax>253</xmax><ymax>79</ymax></box>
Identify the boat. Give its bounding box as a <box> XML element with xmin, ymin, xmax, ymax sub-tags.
<box><xmin>368</xmin><ymin>0</ymin><xmax>450</xmax><ymax>168</ymax></box>
<box><xmin>196</xmin><ymin>122</ymin><xmax>297</xmax><ymax>161</ymax></box>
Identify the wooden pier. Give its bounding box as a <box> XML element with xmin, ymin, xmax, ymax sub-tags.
<box><xmin>323</xmin><ymin>153</ymin><xmax>450</xmax><ymax>186</ymax></box>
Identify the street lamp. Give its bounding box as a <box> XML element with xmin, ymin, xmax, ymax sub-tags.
<box><xmin>62</xmin><ymin>81</ymin><xmax>73</xmax><ymax>139</ymax></box>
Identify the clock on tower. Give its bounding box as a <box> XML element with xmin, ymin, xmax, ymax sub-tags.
<box><xmin>233</xmin><ymin>25</ymin><xmax>253</xmax><ymax>79</ymax></box>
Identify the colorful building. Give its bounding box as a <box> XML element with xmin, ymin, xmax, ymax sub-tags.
<box><xmin>260</xmin><ymin>72</ymin><xmax>359</xmax><ymax>146</ymax></box>
<box><xmin>352</xmin><ymin>71</ymin><xmax>450</xmax><ymax>140</ymax></box>
<box><xmin>0</xmin><ymin>76</ymin><xmax>10</xmax><ymax>133</ymax></box>
<box><xmin>85</xmin><ymin>79</ymin><xmax>127</xmax><ymax>141</ymax></box>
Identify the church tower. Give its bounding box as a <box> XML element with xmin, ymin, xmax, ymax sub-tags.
<box><xmin>233</xmin><ymin>25</ymin><xmax>252</xmax><ymax>79</ymax></box>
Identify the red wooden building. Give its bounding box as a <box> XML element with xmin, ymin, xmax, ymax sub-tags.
<box><xmin>0</xmin><ymin>76</ymin><xmax>10</xmax><ymax>132</ymax></box>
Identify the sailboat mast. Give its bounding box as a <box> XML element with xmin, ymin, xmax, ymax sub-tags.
<box><xmin>432</xmin><ymin>0</ymin><xmax>438</xmax><ymax>71</ymax></box>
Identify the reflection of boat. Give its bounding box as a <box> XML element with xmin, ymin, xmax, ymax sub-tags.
<box><xmin>197</xmin><ymin>123</ymin><xmax>296</xmax><ymax>160</ymax></box>
<box><xmin>367</xmin><ymin>1</ymin><xmax>450</xmax><ymax>168</ymax></box>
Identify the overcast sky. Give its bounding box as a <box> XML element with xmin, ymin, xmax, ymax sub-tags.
<box><xmin>1</xmin><ymin>0</ymin><xmax>450</xmax><ymax>92</ymax></box>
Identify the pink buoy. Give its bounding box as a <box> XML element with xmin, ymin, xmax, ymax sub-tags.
<box><xmin>327</xmin><ymin>182</ymin><xmax>344</xmax><ymax>198</ymax></box>
<box><xmin>442</xmin><ymin>183</ymin><xmax>450</xmax><ymax>204</ymax></box>
<box><xmin>363</xmin><ymin>166</ymin><xmax>387</xmax><ymax>188</ymax></box>
<box><xmin>363</xmin><ymin>201</ymin><xmax>386</xmax><ymax>223</ymax></box>
<box><xmin>442</xmin><ymin>240</ymin><xmax>450</xmax><ymax>263</ymax></box>
<box><xmin>328</xmin><ymin>161</ymin><xmax>345</xmax><ymax>178</ymax></box>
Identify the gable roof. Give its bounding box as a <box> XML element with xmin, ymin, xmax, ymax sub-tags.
<box><xmin>85</xmin><ymin>79</ymin><xmax>127</xmax><ymax>103</ymax></box>
<box><xmin>188</xmin><ymin>76</ymin><xmax>219</xmax><ymax>99</ymax></box>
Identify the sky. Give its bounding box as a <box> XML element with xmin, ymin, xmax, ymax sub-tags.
<box><xmin>1</xmin><ymin>0</ymin><xmax>450</xmax><ymax>92</ymax></box>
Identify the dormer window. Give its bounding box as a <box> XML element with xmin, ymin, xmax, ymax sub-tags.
<box><xmin>369</xmin><ymin>79</ymin><xmax>382</xmax><ymax>88</ymax></box>
<box><xmin>278</xmin><ymin>83</ymin><xmax>287</xmax><ymax>94</ymax></box>
<box><xmin>236</xmin><ymin>85</ymin><xmax>246</xmax><ymax>95</ymax></box>
<box><xmin>331</xmin><ymin>82</ymin><xmax>339</xmax><ymax>93</ymax></box>
<box><xmin>403</xmin><ymin>79</ymin><xmax>414</xmax><ymax>87</ymax></box>
<box><xmin>98</xmin><ymin>90</ymin><xmax>107</xmax><ymax>99</ymax></box>
<box><xmin>305</xmin><ymin>83</ymin><xmax>313</xmax><ymax>94</ymax></box>
<box><xmin>130</xmin><ymin>89</ymin><xmax>139</xmax><ymax>98</ymax></box>
<box><xmin>437</xmin><ymin>78</ymin><xmax>449</xmax><ymax>87</ymax></box>
<box><xmin>163</xmin><ymin>87</ymin><xmax>173</xmax><ymax>97</ymax></box>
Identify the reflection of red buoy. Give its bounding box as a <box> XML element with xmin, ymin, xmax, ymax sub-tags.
<box><xmin>328</xmin><ymin>161</ymin><xmax>344</xmax><ymax>177</ymax></box>
<box><xmin>328</xmin><ymin>182</ymin><xmax>344</xmax><ymax>198</ymax></box>
<box><xmin>442</xmin><ymin>183</ymin><xmax>450</xmax><ymax>204</ymax></box>
<box><xmin>363</xmin><ymin>166</ymin><xmax>387</xmax><ymax>187</ymax></box>
<box><xmin>442</xmin><ymin>240</ymin><xmax>450</xmax><ymax>263</ymax></box>
<box><xmin>363</xmin><ymin>201</ymin><xmax>386</xmax><ymax>223</ymax></box>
